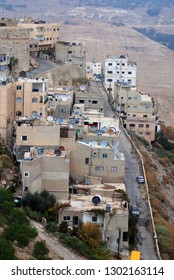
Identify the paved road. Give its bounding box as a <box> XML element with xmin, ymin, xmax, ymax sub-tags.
<box><xmin>101</xmin><ymin>83</ymin><xmax>158</xmax><ymax>260</ymax></box>
<box><xmin>30</xmin><ymin>220</ymin><xmax>86</xmax><ymax>260</ymax></box>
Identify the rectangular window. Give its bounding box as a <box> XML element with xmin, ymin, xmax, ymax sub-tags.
<box><xmin>24</xmin><ymin>172</ymin><xmax>29</xmax><ymax>177</ymax></box>
<box><xmin>133</xmin><ymin>114</ymin><xmax>136</xmax><ymax>117</ymax></box>
<box><xmin>85</xmin><ymin>158</ymin><xmax>89</xmax><ymax>164</ymax></box>
<box><xmin>138</xmin><ymin>124</ymin><xmax>144</xmax><ymax>128</ymax></box>
<box><xmin>134</xmin><ymin>97</ymin><xmax>138</xmax><ymax>101</ymax></box>
<box><xmin>111</xmin><ymin>166</ymin><xmax>117</xmax><ymax>172</ymax></box>
<box><xmin>92</xmin><ymin>216</ymin><xmax>97</xmax><ymax>222</ymax></box>
<box><xmin>145</xmin><ymin>132</ymin><xmax>151</xmax><ymax>135</ymax></box>
<box><xmin>39</xmin><ymin>96</ymin><xmax>43</xmax><ymax>103</ymax></box>
<box><xmin>16</xmin><ymin>85</ymin><xmax>22</xmax><ymax>90</ymax></box>
<box><xmin>107</xmin><ymin>71</ymin><xmax>113</xmax><ymax>74</ymax></box>
<box><xmin>122</xmin><ymin>71</ymin><xmax>125</xmax><ymax>74</ymax></box>
<box><xmin>92</xmin><ymin>100</ymin><xmax>97</xmax><ymax>104</ymax></box>
<box><xmin>146</xmin><ymin>124</ymin><xmax>150</xmax><ymax>128</ymax></box>
<box><xmin>123</xmin><ymin>232</ymin><xmax>128</xmax><ymax>242</ymax></box>
<box><xmin>143</xmin><ymin>115</ymin><xmax>147</xmax><ymax>118</ymax></box>
<box><xmin>128</xmin><ymin>71</ymin><xmax>132</xmax><ymax>75</ymax></box>
<box><xmin>95</xmin><ymin>166</ymin><xmax>104</xmax><ymax>171</ymax></box>
<box><xmin>68</xmin><ymin>51</ymin><xmax>72</xmax><ymax>54</ymax></box>
<box><xmin>130</xmin><ymin>124</ymin><xmax>135</xmax><ymax>127</ymax></box>
<box><xmin>128</xmin><ymin>97</ymin><xmax>132</xmax><ymax>100</ymax></box>
<box><xmin>102</xmin><ymin>154</ymin><xmax>107</xmax><ymax>158</ymax></box>
<box><xmin>108</xmin><ymin>63</ymin><xmax>112</xmax><ymax>66</ymax></box>
<box><xmin>107</xmin><ymin>79</ymin><xmax>113</xmax><ymax>82</ymax></box>
<box><xmin>21</xmin><ymin>136</ymin><xmax>27</xmax><ymax>141</ymax></box>
<box><xmin>79</xmin><ymin>100</ymin><xmax>84</xmax><ymax>103</ymax></box>
<box><xmin>133</xmin><ymin>106</ymin><xmax>138</xmax><ymax>110</ymax></box>
<box><xmin>63</xmin><ymin>216</ymin><xmax>70</xmax><ymax>221</ymax></box>
<box><xmin>73</xmin><ymin>216</ymin><xmax>79</xmax><ymax>226</ymax></box>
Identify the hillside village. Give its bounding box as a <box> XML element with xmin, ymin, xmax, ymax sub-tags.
<box><xmin>0</xmin><ymin>16</ymin><xmax>162</xmax><ymax>259</ymax></box>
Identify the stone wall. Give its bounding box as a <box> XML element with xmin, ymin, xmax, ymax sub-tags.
<box><xmin>0</xmin><ymin>27</ymin><xmax>30</xmax><ymax>71</ymax></box>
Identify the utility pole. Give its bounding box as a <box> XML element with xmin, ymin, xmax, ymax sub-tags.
<box><xmin>117</xmin><ymin>228</ymin><xmax>121</xmax><ymax>259</ymax></box>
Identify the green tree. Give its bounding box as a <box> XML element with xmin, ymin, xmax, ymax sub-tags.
<box><xmin>9</xmin><ymin>208</ymin><xmax>29</xmax><ymax>225</ymax></box>
<box><xmin>22</xmin><ymin>190</ymin><xmax>56</xmax><ymax>213</ymax></box>
<box><xmin>0</xmin><ymin>187</ymin><xmax>13</xmax><ymax>205</ymax></box>
<box><xmin>0</xmin><ymin>237</ymin><xmax>17</xmax><ymax>260</ymax></box>
<box><xmin>4</xmin><ymin>222</ymin><xmax>38</xmax><ymax>247</ymax></box>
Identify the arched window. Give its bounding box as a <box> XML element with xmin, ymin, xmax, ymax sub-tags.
<box><xmin>32</xmin><ymin>97</ymin><xmax>38</xmax><ymax>103</ymax></box>
<box><xmin>16</xmin><ymin>97</ymin><xmax>22</xmax><ymax>103</ymax></box>
<box><xmin>16</xmin><ymin>111</ymin><xmax>22</xmax><ymax>116</ymax></box>
<box><xmin>32</xmin><ymin>111</ymin><xmax>37</xmax><ymax>117</ymax></box>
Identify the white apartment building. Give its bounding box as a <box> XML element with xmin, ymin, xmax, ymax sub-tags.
<box><xmin>86</xmin><ymin>61</ymin><xmax>102</xmax><ymax>80</ymax></box>
<box><xmin>104</xmin><ymin>55</ymin><xmax>137</xmax><ymax>97</ymax></box>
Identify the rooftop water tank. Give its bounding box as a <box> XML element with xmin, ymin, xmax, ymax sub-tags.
<box><xmin>92</xmin><ymin>195</ymin><xmax>101</xmax><ymax>206</ymax></box>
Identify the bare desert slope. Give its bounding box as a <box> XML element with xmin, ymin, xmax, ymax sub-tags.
<box><xmin>60</xmin><ymin>22</ymin><xmax>174</xmax><ymax>126</ymax></box>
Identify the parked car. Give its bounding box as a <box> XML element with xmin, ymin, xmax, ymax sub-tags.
<box><xmin>131</xmin><ymin>204</ymin><xmax>140</xmax><ymax>217</ymax></box>
<box><xmin>136</xmin><ymin>175</ymin><xmax>145</xmax><ymax>184</ymax></box>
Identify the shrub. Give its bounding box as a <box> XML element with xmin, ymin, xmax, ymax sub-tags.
<box><xmin>46</xmin><ymin>221</ymin><xmax>59</xmax><ymax>233</ymax></box>
<box><xmin>0</xmin><ymin>154</ymin><xmax>13</xmax><ymax>169</ymax></box>
<box><xmin>77</xmin><ymin>222</ymin><xmax>102</xmax><ymax>249</ymax></box>
<box><xmin>33</xmin><ymin>241</ymin><xmax>49</xmax><ymax>260</ymax></box>
<box><xmin>4</xmin><ymin>222</ymin><xmax>38</xmax><ymax>248</ymax></box>
<box><xmin>0</xmin><ymin>237</ymin><xmax>17</xmax><ymax>260</ymax></box>
<box><xmin>25</xmin><ymin>207</ymin><xmax>42</xmax><ymax>222</ymax></box>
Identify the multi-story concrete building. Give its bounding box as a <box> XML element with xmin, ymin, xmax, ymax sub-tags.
<box><xmin>18</xmin><ymin>17</ymin><xmax>60</xmax><ymax>50</ymax></box>
<box><xmin>86</xmin><ymin>61</ymin><xmax>102</xmax><ymax>80</ymax></box>
<box><xmin>15</xmin><ymin>118</ymin><xmax>60</xmax><ymax>161</ymax></box>
<box><xmin>70</xmin><ymin>140</ymin><xmax>125</xmax><ymax>184</ymax></box>
<box><xmin>114</xmin><ymin>83</ymin><xmax>156</xmax><ymax>142</ymax></box>
<box><xmin>104</xmin><ymin>55</ymin><xmax>137</xmax><ymax>97</ymax></box>
<box><xmin>48</xmin><ymin>88</ymin><xmax>74</xmax><ymax>120</ymax></box>
<box><xmin>15</xmin><ymin>77</ymin><xmax>48</xmax><ymax>119</ymax></box>
<box><xmin>0</xmin><ymin>27</ymin><xmax>30</xmax><ymax>71</ymax></box>
<box><xmin>0</xmin><ymin>81</ymin><xmax>15</xmax><ymax>147</ymax></box>
<box><xmin>29</xmin><ymin>39</ymin><xmax>39</xmax><ymax>58</ymax></box>
<box><xmin>58</xmin><ymin>184</ymin><xmax>129</xmax><ymax>253</ymax></box>
<box><xmin>74</xmin><ymin>83</ymin><xmax>104</xmax><ymax>113</ymax></box>
<box><xmin>55</xmin><ymin>41</ymin><xmax>86</xmax><ymax>76</ymax></box>
<box><xmin>21</xmin><ymin>147</ymin><xmax>70</xmax><ymax>200</ymax></box>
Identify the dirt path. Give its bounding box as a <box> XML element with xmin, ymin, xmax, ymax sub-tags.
<box><xmin>30</xmin><ymin>220</ymin><xmax>86</xmax><ymax>260</ymax></box>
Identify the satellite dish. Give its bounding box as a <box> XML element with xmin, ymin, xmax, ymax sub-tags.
<box><xmin>47</xmin><ymin>116</ymin><xmax>53</xmax><ymax>122</ymax></box>
<box><xmin>54</xmin><ymin>149</ymin><xmax>61</xmax><ymax>156</ymax></box>
<box><xmin>92</xmin><ymin>195</ymin><xmax>101</xmax><ymax>206</ymax></box>
<box><xmin>80</xmin><ymin>85</ymin><xmax>86</xmax><ymax>91</ymax></box>
<box><xmin>37</xmin><ymin>147</ymin><xmax>44</xmax><ymax>154</ymax></box>
<box><xmin>57</xmin><ymin>116</ymin><xmax>63</xmax><ymax>124</ymax></box>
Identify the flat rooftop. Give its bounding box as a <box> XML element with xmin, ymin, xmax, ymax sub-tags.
<box><xmin>65</xmin><ymin>194</ymin><xmax>128</xmax><ymax>214</ymax></box>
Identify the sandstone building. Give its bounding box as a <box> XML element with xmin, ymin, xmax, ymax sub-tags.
<box><xmin>0</xmin><ymin>27</ymin><xmax>30</xmax><ymax>71</ymax></box>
